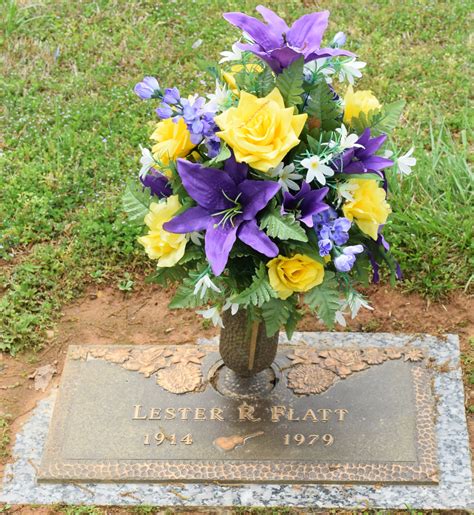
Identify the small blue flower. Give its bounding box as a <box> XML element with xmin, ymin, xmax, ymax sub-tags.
<box><xmin>163</xmin><ymin>87</ymin><xmax>180</xmax><ymax>104</ymax></box>
<box><xmin>134</xmin><ymin>76</ymin><xmax>160</xmax><ymax>100</ymax></box>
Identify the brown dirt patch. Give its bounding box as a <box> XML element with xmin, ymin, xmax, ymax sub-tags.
<box><xmin>1</xmin><ymin>282</ymin><xmax>472</xmax><ymax>498</ymax></box>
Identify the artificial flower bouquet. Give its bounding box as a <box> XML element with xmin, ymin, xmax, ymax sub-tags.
<box><xmin>124</xmin><ymin>5</ymin><xmax>415</xmax><ymax>337</ymax></box>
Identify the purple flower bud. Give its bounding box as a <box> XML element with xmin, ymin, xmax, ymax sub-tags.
<box><xmin>134</xmin><ymin>76</ymin><xmax>159</xmax><ymax>100</ymax></box>
<box><xmin>182</xmin><ymin>104</ymin><xmax>197</xmax><ymax>122</ymax></box>
<box><xmin>192</xmin><ymin>119</ymin><xmax>204</xmax><ymax>134</ymax></box>
<box><xmin>333</xmin><ymin>217</ymin><xmax>351</xmax><ymax>233</ymax></box>
<box><xmin>190</xmin><ymin>132</ymin><xmax>203</xmax><ymax>145</ymax></box>
<box><xmin>332</xmin><ymin>229</ymin><xmax>349</xmax><ymax>246</ymax></box>
<box><xmin>156</xmin><ymin>104</ymin><xmax>173</xmax><ymax>119</ymax></box>
<box><xmin>140</xmin><ymin>168</ymin><xmax>172</xmax><ymax>198</ymax></box>
<box><xmin>343</xmin><ymin>244</ymin><xmax>364</xmax><ymax>256</ymax></box>
<box><xmin>318</xmin><ymin>239</ymin><xmax>333</xmax><ymax>257</ymax></box>
<box><xmin>334</xmin><ymin>253</ymin><xmax>356</xmax><ymax>272</ymax></box>
<box><xmin>206</xmin><ymin>137</ymin><xmax>221</xmax><ymax>158</ymax></box>
<box><xmin>319</xmin><ymin>225</ymin><xmax>332</xmax><ymax>240</ymax></box>
<box><xmin>332</xmin><ymin>31</ymin><xmax>347</xmax><ymax>48</ymax></box>
<box><xmin>163</xmin><ymin>87</ymin><xmax>180</xmax><ymax>104</ymax></box>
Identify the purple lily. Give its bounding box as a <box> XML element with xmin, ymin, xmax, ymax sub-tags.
<box><xmin>223</xmin><ymin>6</ymin><xmax>354</xmax><ymax>73</ymax></box>
<box><xmin>338</xmin><ymin>128</ymin><xmax>394</xmax><ymax>179</ymax></box>
<box><xmin>281</xmin><ymin>182</ymin><xmax>329</xmax><ymax>227</ymax></box>
<box><xmin>163</xmin><ymin>157</ymin><xmax>280</xmax><ymax>275</ymax></box>
<box><xmin>140</xmin><ymin>168</ymin><xmax>172</xmax><ymax>199</ymax></box>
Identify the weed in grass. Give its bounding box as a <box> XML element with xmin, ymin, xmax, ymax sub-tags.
<box><xmin>0</xmin><ymin>414</ymin><xmax>11</xmax><ymax>458</ymax></box>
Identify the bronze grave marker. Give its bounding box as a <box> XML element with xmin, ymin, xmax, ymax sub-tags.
<box><xmin>38</xmin><ymin>344</ymin><xmax>438</xmax><ymax>484</ymax></box>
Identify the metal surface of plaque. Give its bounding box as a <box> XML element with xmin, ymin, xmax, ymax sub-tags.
<box><xmin>38</xmin><ymin>344</ymin><xmax>438</xmax><ymax>484</ymax></box>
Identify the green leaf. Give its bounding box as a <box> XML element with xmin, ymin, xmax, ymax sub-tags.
<box><xmin>304</xmin><ymin>271</ymin><xmax>340</xmax><ymax>328</ymax></box>
<box><xmin>205</xmin><ymin>143</ymin><xmax>231</xmax><ymax>166</ymax></box>
<box><xmin>260</xmin><ymin>209</ymin><xmax>308</xmax><ymax>242</ymax></box>
<box><xmin>261</xmin><ymin>298</ymin><xmax>292</xmax><ymax>337</ymax></box>
<box><xmin>275</xmin><ymin>57</ymin><xmax>304</xmax><ymax>107</ymax></box>
<box><xmin>305</xmin><ymin>81</ymin><xmax>341</xmax><ymax>132</ymax></box>
<box><xmin>232</xmin><ymin>263</ymin><xmax>276</xmax><ymax>307</ymax></box>
<box><xmin>371</xmin><ymin>100</ymin><xmax>405</xmax><ymax>135</ymax></box>
<box><xmin>122</xmin><ymin>181</ymin><xmax>152</xmax><ymax>224</ymax></box>
<box><xmin>285</xmin><ymin>307</ymin><xmax>303</xmax><ymax>339</ymax></box>
<box><xmin>177</xmin><ymin>245</ymin><xmax>204</xmax><ymax>264</ymax></box>
<box><xmin>169</xmin><ymin>274</ymin><xmax>200</xmax><ymax>309</ymax></box>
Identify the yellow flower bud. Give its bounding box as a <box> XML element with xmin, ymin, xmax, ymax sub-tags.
<box><xmin>267</xmin><ymin>254</ymin><xmax>324</xmax><ymax>300</ymax></box>
<box><xmin>150</xmin><ymin>117</ymin><xmax>195</xmax><ymax>167</ymax></box>
<box><xmin>222</xmin><ymin>63</ymin><xmax>263</xmax><ymax>95</ymax></box>
<box><xmin>343</xmin><ymin>85</ymin><xmax>381</xmax><ymax>126</ymax></box>
<box><xmin>138</xmin><ymin>196</ymin><xmax>187</xmax><ymax>267</ymax></box>
<box><xmin>342</xmin><ymin>179</ymin><xmax>391</xmax><ymax>240</ymax></box>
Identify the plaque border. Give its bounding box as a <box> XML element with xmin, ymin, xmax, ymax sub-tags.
<box><xmin>38</xmin><ymin>344</ymin><xmax>438</xmax><ymax>484</ymax></box>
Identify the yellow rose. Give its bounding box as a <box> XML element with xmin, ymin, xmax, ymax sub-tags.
<box><xmin>343</xmin><ymin>85</ymin><xmax>381</xmax><ymax>125</ymax></box>
<box><xmin>342</xmin><ymin>179</ymin><xmax>391</xmax><ymax>240</ymax></box>
<box><xmin>267</xmin><ymin>254</ymin><xmax>324</xmax><ymax>300</ymax></box>
<box><xmin>150</xmin><ymin>117</ymin><xmax>195</xmax><ymax>167</ymax></box>
<box><xmin>222</xmin><ymin>63</ymin><xmax>263</xmax><ymax>95</ymax></box>
<box><xmin>138</xmin><ymin>196</ymin><xmax>187</xmax><ymax>267</ymax></box>
<box><xmin>214</xmin><ymin>88</ymin><xmax>307</xmax><ymax>173</ymax></box>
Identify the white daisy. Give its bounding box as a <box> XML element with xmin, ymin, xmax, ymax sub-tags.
<box><xmin>219</xmin><ymin>43</ymin><xmax>243</xmax><ymax>63</ymax></box>
<box><xmin>304</xmin><ymin>58</ymin><xmax>335</xmax><ymax>83</ymax></box>
<box><xmin>189</xmin><ymin>232</ymin><xmax>204</xmax><ymax>246</ymax></box>
<box><xmin>196</xmin><ymin>306</ymin><xmax>224</xmax><ymax>328</ymax></box>
<box><xmin>193</xmin><ymin>274</ymin><xmax>221</xmax><ymax>299</ymax></box>
<box><xmin>329</xmin><ymin>124</ymin><xmax>364</xmax><ymax>151</ymax></box>
<box><xmin>347</xmin><ymin>291</ymin><xmax>373</xmax><ymax>319</ymax></box>
<box><xmin>268</xmin><ymin>163</ymin><xmax>303</xmax><ymax>192</ymax></box>
<box><xmin>139</xmin><ymin>145</ymin><xmax>155</xmax><ymax>178</ymax></box>
<box><xmin>337</xmin><ymin>58</ymin><xmax>366</xmax><ymax>85</ymax></box>
<box><xmin>397</xmin><ymin>147</ymin><xmax>416</xmax><ymax>176</ymax></box>
<box><xmin>337</xmin><ymin>181</ymin><xmax>359</xmax><ymax>202</ymax></box>
<box><xmin>334</xmin><ymin>310</ymin><xmax>347</xmax><ymax>327</ymax></box>
<box><xmin>205</xmin><ymin>80</ymin><xmax>231</xmax><ymax>112</ymax></box>
<box><xmin>301</xmin><ymin>155</ymin><xmax>334</xmax><ymax>185</ymax></box>
<box><xmin>223</xmin><ymin>300</ymin><xmax>239</xmax><ymax>316</ymax></box>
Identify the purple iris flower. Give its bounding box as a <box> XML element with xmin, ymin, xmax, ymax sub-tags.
<box><xmin>223</xmin><ymin>6</ymin><xmax>354</xmax><ymax>73</ymax></box>
<box><xmin>281</xmin><ymin>182</ymin><xmax>329</xmax><ymax>227</ymax></box>
<box><xmin>338</xmin><ymin>128</ymin><xmax>394</xmax><ymax>179</ymax></box>
<box><xmin>140</xmin><ymin>168</ymin><xmax>172</xmax><ymax>199</ymax></box>
<box><xmin>163</xmin><ymin>157</ymin><xmax>280</xmax><ymax>275</ymax></box>
<box><xmin>134</xmin><ymin>76</ymin><xmax>160</xmax><ymax>100</ymax></box>
<box><xmin>334</xmin><ymin>244</ymin><xmax>364</xmax><ymax>272</ymax></box>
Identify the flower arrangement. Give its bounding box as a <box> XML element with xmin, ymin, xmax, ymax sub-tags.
<box><xmin>124</xmin><ymin>6</ymin><xmax>416</xmax><ymax>336</ymax></box>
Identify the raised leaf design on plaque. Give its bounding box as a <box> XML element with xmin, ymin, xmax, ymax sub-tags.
<box><xmin>122</xmin><ymin>348</ymin><xmax>173</xmax><ymax>377</ymax></box>
<box><xmin>403</xmin><ymin>348</ymin><xmax>424</xmax><ymax>362</ymax></box>
<box><xmin>287</xmin><ymin>365</ymin><xmax>337</xmax><ymax>394</ymax></box>
<box><xmin>156</xmin><ymin>363</ymin><xmax>202</xmax><ymax>394</ymax></box>
<box><xmin>170</xmin><ymin>347</ymin><xmax>206</xmax><ymax>366</ymax></box>
<box><xmin>287</xmin><ymin>346</ymin><xmax>424</xmax><ymax>395</ymax></box>
<box><xmin>286</xmin><ymin>348</ymin><xmax>322</xmax><ymax>365</ymax></box>
<box><xmin>361</xmin><ymin>348</ymin><xmax>387</xmax><ymax>365</ymax></box>
<box><xmin>71</xmin><ymin>345</ymin><xmax>206</xmax><ymax>394</ymax></box>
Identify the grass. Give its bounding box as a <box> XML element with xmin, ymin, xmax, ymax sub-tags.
<box><xmin>0</xmin><ymin>414</ymin><xmax>11</xmax><ymax>459</ymax></box>
<box><xmin>1</xmin><ymin>0</ymin><xmax>472</xmax><ymax>353</ymax></box>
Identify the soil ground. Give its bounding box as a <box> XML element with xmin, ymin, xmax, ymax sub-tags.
<box><xmin>1</xmin><ymin>283</ymin><xmax>472</xmax><ymax>513</ymax></box>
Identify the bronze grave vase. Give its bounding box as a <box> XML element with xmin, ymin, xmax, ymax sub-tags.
<box><xmin>219</xmin><ymin>308</ymin><xmax>279</xmax><ymax>377</ymax></box>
